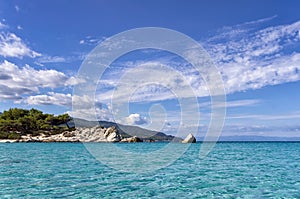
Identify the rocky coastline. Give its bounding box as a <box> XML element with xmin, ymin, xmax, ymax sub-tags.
<box><xmin>0</xmin><ymin>125</ymin><xmax>196</xmax><ymax>143</ymax></box>
<box><xmin>0</xmin><ymin>126</ymin><xmax>145</xmax><ymax>143</ymax></box>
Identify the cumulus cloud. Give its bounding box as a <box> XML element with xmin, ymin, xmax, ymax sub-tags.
<box><xmin>0</xmin><ymin>32</ymin><xmax>41</xmax><ymax>58</ymax></box>
<box><xmin>125</xmin><ymin>113</ymin><xmax>148</xmax><ymax>125</ymax></box>
<box><xmin>26</xmin><ymin>92</ymin><xmax>72</xmax><ymax>106</ymax></box>
<box><xmin>68</xmin><ymin>106</ymin><xmax>114</xmax><ymax>122</ymax></box>
<box><xmin>65</xmin><ymin>94</ymin><xmax>115</xmax><ymax>121</ymax></box>
<box><xmin>0</xmin><ymin>61</ymin><xmax>82</xmax><ymax>101</ymax></box>
<box><xmin>26</xmin><ymin>93</ymin><xmax>110</xmax><ymax>120</ymax></box>
<box><xmin>0</xmin><ymin>23</ymin><xmax>41</xmax><ymax>58</ymax></box>
<box><xmin>65</xmin><ymin>76</ymin><xmax>86</xmax><ymax>86</ymax></box>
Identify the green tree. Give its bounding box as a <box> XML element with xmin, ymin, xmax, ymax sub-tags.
<box><xmin>0</xmin><ymin>108</ymin><xmax>72</xmax><ymax>137</ymax></box>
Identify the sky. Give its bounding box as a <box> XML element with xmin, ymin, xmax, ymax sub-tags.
<box><xmin>0</xmin><ymin>0</ymin><xmax>300</xmax><ymax>138</ymax></box>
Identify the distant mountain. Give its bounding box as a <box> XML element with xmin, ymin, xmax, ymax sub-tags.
<box><xmin>69</xmin><ymin>118</ymin><xmax>182</xmax><ymax>142</ymax></box>
<box><xmin>196</xmin><ymin>135</ymin><xmax>300</xmax><ymax>142</ymax></box>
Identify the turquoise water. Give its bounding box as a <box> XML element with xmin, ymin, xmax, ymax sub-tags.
<box><xmin>0</xmin><ymin>142</ymin><xmax>299</xmax><ymax>198</ymax></box>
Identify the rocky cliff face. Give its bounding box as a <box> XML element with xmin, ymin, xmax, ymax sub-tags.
<box><xmin>17</xmin><ymin>126</ymin><xmax>126</xmax><ymax>143</ymax></box>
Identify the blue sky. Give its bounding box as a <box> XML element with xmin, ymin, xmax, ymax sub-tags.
<box><xmin>0</xmin><ymin>0</ymin><xmax>300</xmax><ymax>138</ymax></box>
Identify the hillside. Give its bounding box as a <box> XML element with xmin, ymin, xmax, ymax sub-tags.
<box><xmin>71</xmin><ymin>118</ymin><xmax>182</xmax><ymax>142</ymax></box>
<box><xmin>0</xmin><ymin>108</ymin><xmax>182</xmax><ymax>142</ymax></box>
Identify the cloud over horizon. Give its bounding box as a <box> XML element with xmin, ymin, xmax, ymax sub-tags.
<box><xmin>0</xmin><ymin>15</ymin><xmax>300</xmax><ymax>137</ymax></box>
<box><xmin>1</xmin><ymin>18</ymin><xmax>299</xmax><ymax>106</ymax></box>
<box><xmin>0</xmin><ymin>60</ymin><xmax>83</xmax><ymax>102</ymax></box>
<box><xmin>125</xmin><ymin>113</ymin><xmax>148</xmax><ymax>125</ymax></box>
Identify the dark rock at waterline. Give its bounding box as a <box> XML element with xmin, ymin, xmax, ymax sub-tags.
<box><xmin>120</xmin><ymin>136</ymin><xmax>143</xmax><ymax>143</ymax></box>
<box><xmin>182</xmin><ymin>133</ymin><xmax>196</xmax><ymax>143</ymax></box>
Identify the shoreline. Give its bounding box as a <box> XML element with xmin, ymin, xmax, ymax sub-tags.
<box><xmin>1</xmin><ymin>139</ymin><xmax>300</xmax><ymax>143</ymax></box>
<box><xmin>0</xmin><ymin>126</ymin><xmax>180</xmax><ymax>143</ymax></box>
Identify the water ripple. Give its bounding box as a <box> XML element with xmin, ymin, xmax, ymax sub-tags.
<box><xmin>0</xmin><ymin>142</ymin><xmax>299</xmax><ymax>198</ymax></box>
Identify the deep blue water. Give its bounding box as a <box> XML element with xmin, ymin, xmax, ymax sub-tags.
<box><xmin>0</xmin><ymin>142</ymin><xmax>299</xmax><ymax>198</ymax></box>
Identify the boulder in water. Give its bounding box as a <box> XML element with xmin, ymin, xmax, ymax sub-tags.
<box><xmin>182</xmin><ymin>133</ymin><xmax>196</xmax><ymax>143</ymax></box>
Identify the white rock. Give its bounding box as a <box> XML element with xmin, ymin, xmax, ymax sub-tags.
<box><xmin>106</xmin><ymin>131</ymin><xmax>121</xmax><ymax>142</ymax></box>
<box><xmin>182</xmin><ymin>133</ymin><xmax>196</xmax><ymax>143</ymax></box>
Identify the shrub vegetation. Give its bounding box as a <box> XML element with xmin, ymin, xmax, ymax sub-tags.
<box><xmin>0</xmin><ymin>108</ymin><xmax>73</xmax><ymax>139</ymax></box>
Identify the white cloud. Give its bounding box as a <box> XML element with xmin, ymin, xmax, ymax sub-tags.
<box><xmin>0</xmin><ymin>22</ymin><xmax>8</xmax><ymax>29</ymax></box>
<box><xmin>67</xmin><ymin>93</ymin><xmax>115</xmax><ymax>121</ymax></box>
<box><xmin>222</xmin><ymin>53</ymin><xmax>300</xmax><ymax>93</ymax></box>
<box><xmin>67</xmin><ymin>107</ymin><xmax>114</xmax><ymax>122</ymax></box>
<box><xmin>0</xmin><ymin>61</ymin><xmax>81</xmax><ymax>101</ymax></box>
<box><xmin>243</xmin><ymin>15</ymin><xmax>278</xmax><ymax>26</ymax></box>
<box><xmin>26</xmin><ymin>92</ymin><xmax>72</xmax><ymax>106</ymax></box>
<box><xmin>65</xmin><ymin>76</ymin><xmax>86</xmax><ymax>86</ymax></box>
<box><xmin>207</xmin><ymin>15</ymin><xmax>278</xmax><ymax>42</ymax></box>
<box><xmin>17</xmin><ymin>25</ymin><xmax>22</xmax><ymax>30</ymax></box>
<box><xmin>225</xmin><ymin>99</ymin><xmax>261</xmax><ymax>108</ymax></box>
<box><xmin>15</xmin><ymin>5</ymin><xmax>20</xmax><ymax>12</ymax></box>
<box><xmin>125</xmin><ymin>113</ymin><xmax>148</xmax><ymax>125</ymax></box>
<box><xmin>202</xmin><ymin>20</ymin><xmax>300</xmax><ymax>94</ymax></box>
<box><xmin>227</xmin><ymin>112</ymin><xmax>300</xmax><ymax>121</ymax></box>
<box><xmin>94</xmin><ymin>61</ymin><xmax>209</xmax><ymax>103</ymax></box>
<box><xmin>72</xmin><ymin>94</ymin><xmax>96</xmax><ymax>109</ymax></box>
<box><xmin>199</xmin><ymin>99</ymin><xmax>261</xmax><ymax>109</ymax></box>
<box><xmin>91</xmin><ymin>20</ymin><xmax>300</xmax><ymax>103</ymax></box>
<box><xmin>35</xmin><ymin>54</ymin><xmax>83</xmax><ymax>66</ymax></box>
<box><xmin>68</xmin><ymin>99</ymin><xmax>114</xmax><ymax>122</ymax></box>
<box><xmin>0</xmin><ymin>32</ymin><xmax>41</xmax><ymax>58</ymax></box>
<box><xmin>79</xmin><ymin>36</ymin><xmax>106</xmax><ymax>45</ymax></box>
<box><xmin>36</xmin><ymin>55</ymin><xmax>66</xmax><ymax>64</ymax></box>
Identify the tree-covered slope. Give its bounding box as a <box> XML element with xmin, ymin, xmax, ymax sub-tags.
<box><xmin>0</xmin><ymin>108</ymin><xmax>72</xmax><ymax>139</ymax></box>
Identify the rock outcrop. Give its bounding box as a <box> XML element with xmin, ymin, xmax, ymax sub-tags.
<box><xmin>105</xmin><ymin>127</ymin><xmax>122</xmax><ymax>142</ymax></box>
<box><xmin>182</xmin><ymin>133</ymin><xmax>196</xmax><ymax>143</ymax></box>
<box><xmin>120</xmin><ymin>136</ymin><xmax>143</xmax><ymax>143</ymax></box>
<box><xmin>1</xmin><ymin>126</ymin><xmax>184</xmax><ymax>143</ymax></box>
<box><xmin>11</xmin><ymin>126</ymin><xmax>142</xmax><ymax>143</ymax></box>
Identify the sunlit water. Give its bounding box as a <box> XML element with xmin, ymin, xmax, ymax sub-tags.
<box><xmin>0</xmin><ymin>142</ymin><xmax>299</xmax><ymax>198</ymax></box>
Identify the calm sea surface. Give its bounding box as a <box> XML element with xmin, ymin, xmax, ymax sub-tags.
<box><xmin>0</xmin><ymin>142</ymin><xmax>299</xmax><ymax>198</ymax></box>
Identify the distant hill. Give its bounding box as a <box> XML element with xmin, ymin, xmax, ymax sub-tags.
<box><xmin>70</xmin><ymin>118</ymin><xmax>182</xmax><ymax>142</ymax></box>
<box><xmin>196</xmin><ymin>135</ymin><xmax>300</xmax><ymax>142</ymax></box>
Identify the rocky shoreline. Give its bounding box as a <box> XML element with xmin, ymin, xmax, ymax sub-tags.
<box><xmin>0</xmin><ymin>126</ymin><xmax>144</xmax><ymax>143</ymax></box>
<box><xmin>0</xmin><ymin>125</ymin><xmax>196</xmax><ymax>143</ymax></box>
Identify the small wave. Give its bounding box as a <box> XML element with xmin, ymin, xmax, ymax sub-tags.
<box><xmin>0</xmin><ymin>159</ymin><xmax>27</xmax><ymax>164</ymax></box>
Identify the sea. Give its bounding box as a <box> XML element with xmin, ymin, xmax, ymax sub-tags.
<box><xmin>0</xmin><ymin>142</ymin><xmax>299</xmax><ymax>198</ymax></box>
